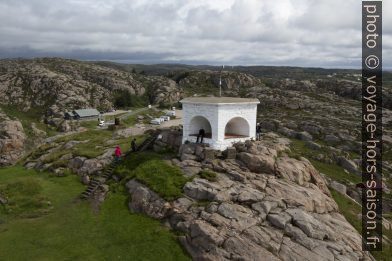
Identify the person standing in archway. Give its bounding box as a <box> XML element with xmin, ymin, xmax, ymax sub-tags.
<box><xmin>256</xmin><ymin>123</ymin><xmax>262</xmax><ymax>141</ymax></box>
<box><xmin>197</xmin><ymin>128</ymin><xmax>205</xmax><ymax>143</ymax></box>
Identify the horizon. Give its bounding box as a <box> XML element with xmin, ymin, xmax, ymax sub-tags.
<box><xmin>3</xmin><ymin>56</ymin><xmax>392</xmax><ymax>71</ymax></box>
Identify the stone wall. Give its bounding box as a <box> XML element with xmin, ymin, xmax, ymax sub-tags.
<box><xmin>153</xmin><ymin>129</ymin><xmax>183</xmax><ymax>152</ymax></box>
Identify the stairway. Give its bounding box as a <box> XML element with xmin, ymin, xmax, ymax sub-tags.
<box><xmin>80</xmin><ymin>160</ymin><xmax>119</xmax><ymax>199</ymax></box>
<box><xmin>79</xmin><ymin>133</ymin><xmax>159</xmax><ymax>200</ymax></box>
<box><xmin>137</xmin><ymin>133</ymin><xmax>158</xmax><ymax>152</ymax></box>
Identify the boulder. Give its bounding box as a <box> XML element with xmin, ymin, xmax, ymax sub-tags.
<box><xmin>81</xmin><ymin>175</ymin><xmax>90</xmax><ymax>185</ymax></box>
<box><xmin>337</xmin><ymin>156</ymin><xmax>358</xmax><ymax>175</ymax></box>
<box><xmin>203</xmin><ymin>148</ymin><xmax>215</xmax><ymax>161</ymax></box>
<box><xmin>325</xmin><ymin>134</ymin><xmax>340</xmax><ymax>144</ymax></box>
<box><xmin>277</xmin><ymin>127</ymin><xmax>296</xmax><ymax>138</ymax></box>
<box><xmin>297</xmin><ymin>131</ymin><xmax>313</xmax><ymax>141</ymax></box>
<box><xmin>68</xmin><ymin>156</ymin><xmax>86</xmax><ymax>170</ymax></box>
<box><xmin>302</xmin><ymin>123</ymin><xmax>323</xmax><ymax>135</ymax></box>
<box><xmin>126</xmin><ymin>179</ymin><xmax>170</xmax><ymax>219</ymax></box>
<box><xmin>58</xmin><ymin>120</ymin><xmax>72</xmax><ymax>132</ymax></box>
<box><xmin>238</xmin><ymin>152</ymin><xmax>275</xmax><ymax>174</ymax></box>
<box><xmin>224</xmin><ymin>147</ymin><xmax>236</xmax><ymax>159</ymax></box>
<box><xmin>305</xmin><ymin>141</ymin><xmax>321</xmax><ymax>150</ymax></box>
<box><xmin>0</xmin><ymin>196</ymin><xmax>7</xmax><ymax>205</ymax></box>
<box><xmin>330</xmin><ymin>181</ymin><xmax>347</xmax><ymax>195</ymax></box>
<box><xmin>0</xmin><ymin>120</ymin><xmax>26</xmax><ymax>166</ymax></box>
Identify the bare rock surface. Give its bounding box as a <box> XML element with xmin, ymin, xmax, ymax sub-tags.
<box><xmin>126</xmin><ymin>135</ymin><xmax>374</xmax><ymax>260</ymax></box>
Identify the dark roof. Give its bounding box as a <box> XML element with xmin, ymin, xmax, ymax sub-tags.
<box><xmin>73</xmin><ymin>109</ymin><xmax>100</xmax><ymax>117</ymax></box>
<box><xmin>180</xmin><ymin>97</ymin><xmax>260</xmax><ymax>105</ymax></box>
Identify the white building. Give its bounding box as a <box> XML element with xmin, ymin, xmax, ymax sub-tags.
<box><xmin>180</xmin><ymin>97</ymin><xmax>260</xmax><ymax>150</ymax></box>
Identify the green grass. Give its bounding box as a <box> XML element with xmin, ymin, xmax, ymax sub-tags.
<box><xmin>288</xmin><ymin>139</ymin><xmax>361</xmax><ymax>184</ymax></box>
<box><xmin>122</xmin><ymin>109</ymin><xmax>164</xmax><ymax>127</ymax></box>
<box><xmin>310</xmin><ymin>160</ymin><xmax>361</xmax><ymax>184</ymax></box>
<box><xmin>114</xmin><ymin>151</ymin><xmax>162</xmax><ymax>179</ymax></box>
<box><xmin>199</xmin><ymin>170</ymin><xmax>217</xmax><ymax>182</ymax></box>
<box><xmin>131</xmin><ymin>160</ymin><xmax>188</xmax><ymax>201</ymax></box>
<box><xmin>330</xmin><ymin>188</ymin><xmax>362</xmax><ymax>232</ymax></box>
<box><xmin>114</xmin><ymin>151</ymin><xmax>188</xmax><ymax>200</ymax></box>
<box><xmin>56</xmin><ymin>129</ymin><xmax>112</xmax><ymax>143</ymax></box>
<box><xmin>54</xmin><ymin>130</ymin><xmax>115</xmax><ymax>159</ymax></box>
<box><xmin>80</xmin><ymin>120</ymin><xmax>100</xmax><ymax>130</ymax></box>
<box><xmin>0</xmin><ymin>175</ymin><xmax>52</xmax><ymax>218</ymax></box>
<box><xmin>0</xmin><ymin>166</ymin><xmax>190</xmax><ymax>260</ymax></box>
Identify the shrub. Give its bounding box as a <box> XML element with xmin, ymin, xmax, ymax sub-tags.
<box><xmin>113</xmin><ymin>90</ymin><xmax>148</xmax><ymax>108</ymax></box>
<box><xmin>199</xmin><ymin>170</ymin><xmax>217</xmax><ymax>182</ymax></box>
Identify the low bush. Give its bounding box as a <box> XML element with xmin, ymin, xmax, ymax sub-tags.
<box><xmin>199</xmin><ymin>170</ymin><xmax>217</xmax><ymax>182</ymax></box>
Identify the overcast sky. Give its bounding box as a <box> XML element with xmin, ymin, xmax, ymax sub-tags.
<box><xmin>0</xmin><ymin>0</ymin><xmax>390</xmax><ymax>68</ymax></box>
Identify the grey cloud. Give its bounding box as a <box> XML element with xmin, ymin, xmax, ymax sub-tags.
<box><xmin>0</xmin><ymin>0</ymin><xmax>390</xmax><ymax>68</ymax></box>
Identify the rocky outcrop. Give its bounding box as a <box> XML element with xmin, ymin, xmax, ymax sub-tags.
<box><xmin>126</xmin><ymin>135</ymin><xmax>373</xmax><ymax>261</ymax></box>
<box><xmin>176</xmin><ymin>70</ymin><xmax>263</xmax><ymax>96</ymax></box>
<box><xmin>126</xmin><ymin>179</ymin><xmax>171</xmax><ymax>219</ymax></box>
<box><xmin>0</xmin><ymin>120</ymin><xmax>26</xmax><ymax>166</ymax></box>
<box><xmin>147</xmin><ymin>77</ymin><xmax>183</xmax><ymax>105</ymax></box>
<box><xmin>0</xmin><ymin>58</ymin><xmax>183</xmax><ymax>122</ymax></box>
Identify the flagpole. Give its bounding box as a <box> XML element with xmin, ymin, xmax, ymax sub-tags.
<box><xmin>219</xmin><ymin>65</ymin><xmax>224</xmax><ymax>97</ymax></box>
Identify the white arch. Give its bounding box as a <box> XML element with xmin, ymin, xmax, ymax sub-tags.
<box><xmin>189</xmin><ymin>115</ymin><xmax>212</xmax><ymax>138</ymax></box>
<box><xmin>224</xmin><ymin>117</ymin><xmax>250</xmax><ymax>139</ymax></box>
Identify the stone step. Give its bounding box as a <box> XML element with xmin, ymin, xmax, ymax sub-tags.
<box><xmin>80</xmin><ymin>147</ymin><xmax>135</xmax><ymax>200</ymax></box>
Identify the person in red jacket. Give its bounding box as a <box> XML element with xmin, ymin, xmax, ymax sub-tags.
<box><xmin>114</xmin><ymin>145</ymin><xmax>122</xmax><ymax>162</ymax></box>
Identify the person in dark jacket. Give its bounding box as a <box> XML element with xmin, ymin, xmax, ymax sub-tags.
<box><xmin>197</xmin><ymin>128</ymin><xmax>205</xmax><ymax>143</ymax></box>
<box><xmin>256</xmin><ymin>123</ymin><xmax>262</xmax><ymax>141</ymax></box>
<box><xmin>131</xmin><ymin>138</ymin><xmax>137</xmax><ymax>152</ymax></box>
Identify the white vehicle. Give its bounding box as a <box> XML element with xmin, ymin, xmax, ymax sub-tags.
<box><xmin>161</xmin><ymin>116</ymin><xmax>170</xmax><ymax>121</ymax></box>
<box><xmin>98</xmin><ymin>120</ymin><xmax>105</xmax><ymax>126</ymax></box>
<box><xmin>166</xmin><ymin>111</ymin><xmax>176</xmax><ymax>117</ymax></box>
<box><xmin>150</xmin><ymin>118</ymin><xmax>161</xmax><ymax>125</ymax></box>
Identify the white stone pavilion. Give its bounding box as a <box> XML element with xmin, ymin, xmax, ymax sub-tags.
<box><xmin>180</xmin><ymin>97</ymin><xmax>260</xmax><ymax>150</ymax></box>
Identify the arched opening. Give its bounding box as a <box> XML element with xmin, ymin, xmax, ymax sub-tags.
<box><xmin>224</xmin><ymin>117</ymin><xmax>250</xmax><ymax>139</ymax></box>
<box><xmin>189</xmin><ymin>116</ymin><xmax>212</xmax><ymax>138</ymax></box>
